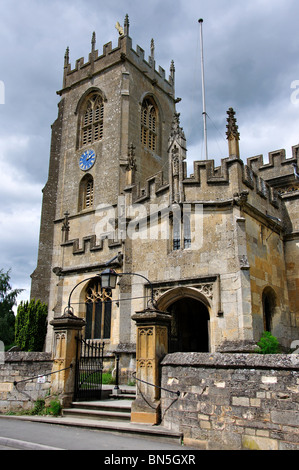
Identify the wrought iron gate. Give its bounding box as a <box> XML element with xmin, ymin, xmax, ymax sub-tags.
<box><xmin>74</xmin><ymin>335</ymin><xmax>105</xmax><ymax>401</ymax></box>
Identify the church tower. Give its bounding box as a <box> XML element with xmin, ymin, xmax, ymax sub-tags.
<box><xmin>31</xmin><ymin>16</ymin><xmax>176</xmax><ymax>352</ymax></box>
<box><xmin>31</xmin><ymin>15</ymin><xmax>298</xmax><ymax>363</ymax></box>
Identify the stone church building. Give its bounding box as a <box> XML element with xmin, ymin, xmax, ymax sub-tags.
<box><xmin>31</xmin><ymin>16</ymin><xmax>299</xmax><ymax>370</ymax></box>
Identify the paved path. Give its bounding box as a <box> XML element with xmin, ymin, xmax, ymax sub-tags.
<box><xmin>0</xmin><ymin>417</ymin><xmax>197</xmax><ymax>451</ymax></box>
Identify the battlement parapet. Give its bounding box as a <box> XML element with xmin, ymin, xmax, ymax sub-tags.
<box><xmin>247</xmin><ymin>145</ymin><xmax>299</xmax><ymax>182</ymax></box>
<box><xmin>61</xmin><ymin>233</ymin><xmax>121</xmax><ymax>256</ymax></box>
<box><xmin>124</xmin><ymin>170</ymin><xmax>170</xmax><ymax>204</ymax></box>
<box><xmin>123</xmin><ymin>155</ymin><xmax>283</xmax><ymax>215</ymax></box>
<box><xmin>183</xmin><ymin>156</ymin><xmax>280</xmax><ymax>208</ymax></box>
<box><xmin>59</xmin><ymin>31</ymin><xmax>174</xmax><ymax>96</ymax></box>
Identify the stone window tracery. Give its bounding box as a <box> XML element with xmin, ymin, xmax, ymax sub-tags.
<box><xmin>85</xmin><ymin>279</ymin><xmax>112</xmax><ymax>340</ymax></box>
<box><xmin>171</xmin><ymin>212</ymin><xmax>192</xmax><ymax>251</ymax></box>
<box><xmin>80</xmin><ymin>93</ymin><xmax>104</xmax><ymax>147</ymax></box>
<box><xmin>78</xmin><ymin>174</ymin><xmax>94</xmax><ymax>211</ymax></box>
<box><xmin>141</xmin><ymin>98</ymin><xmax>158</xmax><ymax>152</ymax></box>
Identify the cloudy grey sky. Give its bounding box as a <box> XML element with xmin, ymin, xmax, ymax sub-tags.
<box><xmin>0</xmin><ymin>0</ymin><xmax>299</xmax><ymax>307</ymax></box>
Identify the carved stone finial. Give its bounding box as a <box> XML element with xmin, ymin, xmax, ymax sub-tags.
<box><xmin>151</xmin><ymin>39</ymin><xmax>155</xmax><ymax>59</ymax></box>
<box><xmin>226</xmin><ymin>107</ymin><xmax>240</xmax><ymax>158</ymax></box>
<box><xmin>64</xmin><ymin>47</ymin><xmax>70</xmax><ymax>67</ymax></box>
<box><xmin>124</xmin><ymin>14</ymin><xmax>129</xmax><ymax>35</ymax></box>
<box><xmin>169</xmin><ymin>112</ymin><xmax>185</xmax><ymax>142</ymax></box>
<box><xmin>226</xmin><ymin>107</ymin><xmax>240</xmax><ymax>141</ymax></box>
<box><xmin>91</xmin><ymin>31</ymin><xmax>96</xmax><ymax>52</ymax></box>
<box><xmin>170</xmin><ymin>60</ymin><xmax>175</xmax><ymax>78</ymax></box>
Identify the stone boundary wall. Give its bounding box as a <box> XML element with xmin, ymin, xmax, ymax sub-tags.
<box><xmin>161</xmin><ymin>353</ymin><xmax>299</xmax><ymax>450</ymax></box>
<box><xmin>0</xmin><ymin>352</ymin><xmax>53</xmax><ymax>413</ymax></box>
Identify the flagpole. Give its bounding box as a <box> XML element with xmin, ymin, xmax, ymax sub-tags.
<box><xmin>198</xmin><ymin>19</ymin><xmax>208</xmax><ymax>160</ymax></box>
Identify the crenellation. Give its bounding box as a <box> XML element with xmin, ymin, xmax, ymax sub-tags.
<box><xmin>126</xmin><ymin>170</ymin><xmax>169</xmax><ymax>204</ymax></box>
<box><xmin>181</xmin><ymin>155</ymin><xmax>282</xmax><ymax>211</ymax></box>
<box><xmin>243</xmin><ymin>165</ymin><xmax>255</xmax><ymax>189</ymax></box>
<box><xmin>122</xmin><ymin>146</ymin><xmax>284</xmax><ymax>221</ymax></box>
<box><xmin>247</xmin><ymin>147</ymin><xmax>299</xmax><ymax>183</ymax></box>
<box><xmin>268</xmin><ymin>149</ymin><xmax>286</xmax><ymax>167</ymax></box>
<box><xmin>158</xmin><ymin>65</ymin><xmax>165</xmax><ymax>79</ymax></box>
<box><xmin>256</xmin><ymin>176</ymin><xmax>269</xmax><ymax>200</ymax></box>
<box><xmin>292</xmin><ymin>144</ymin><xmax>299</xmax><ymax>160</ymax></box>
<box><xmin>61</xmin><ymin>233</ymin><xmax>122</xmax><ymax>257</ymax></box>
<box><xmin>88</xmin><ymin>49</ymin><xmax>99</xmax><ymax>62</ymax></box>
<box><xmin>103</xmin><ymin>41</ymin><xmax>113</xmax><ymax>54</ymax></box>
<box><xmin>135</xmin><ymin>44</ymin><xmax>145</xmax><ymax>61</ymax></box>
<box><xmin>75</xmin><ymin>57</ymin><xmax>85</xmax><ymax>70</ymax></box>
<box><xmin>60</xmin><ymin>30</ymin><xmax>174</xmax><ymax>96</ymax></box>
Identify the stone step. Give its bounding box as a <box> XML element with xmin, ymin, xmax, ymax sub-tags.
<box><xmin>71</xmin><ymin>399</ymin><xmax>132</xmax><ymax>412</ymax></box>
<box><xmin>109</xmin><ymin>393</ymin><xmax>136</xmax><ymax>400</ymax></box>
<box><xmin>59</xmin><ymin>398</ymin><xmax>183</xmax><ymax>445</ymax></box>
<box><xmin>62</xmin><ymin>399</ymin><xmax>133</xmax><ymax>422</ymax></box>
<box><xmin>63</xmin><ymin>408</ymin><xmax>131</xmax><ymax>422</ymax></box>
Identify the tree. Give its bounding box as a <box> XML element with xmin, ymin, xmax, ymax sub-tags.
<box><xmin>0</xmin><ymin>269</ymin><xmax>23</xmax><ymax>347</ymax></box>
<box><xmin>15</xmin><ymin>299</ymin><xmax>48</xmax><ymax>351</ymax></box>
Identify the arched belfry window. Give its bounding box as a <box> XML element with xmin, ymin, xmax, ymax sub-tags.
<box><xmin>80</xmin><ymin>93</ymin><xmax>104</xmax><ymax>147</ymax></box>
<box><xmin>78</xmin><ymin>174</ymin><xmax>94</xmax><ymax>211</ymax></box>
<box><xmin>85</xmin><ymin>279</ymin><xmax>112</xmax><ymax>340</ymax></box>
<box><xmin>141</xmin><ymin>98</ymin><xmax>158</xmax><ymax>152</ymax></box>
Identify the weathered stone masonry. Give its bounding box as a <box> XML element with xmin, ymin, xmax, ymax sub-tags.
<box><xmin>0</xmin><ymin>352</ymin><xmax>52</xmax><ymax>412</ymax></box>
<box><xmin>161</xmin><ymin>353</ymin><xmax>299</xmax><ymax>450</ymax></box>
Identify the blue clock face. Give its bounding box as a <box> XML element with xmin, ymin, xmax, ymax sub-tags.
<box><xmin>79</xmin><ymin>149</ymin><xmax>96</xmax><ymax>171</ymax></box>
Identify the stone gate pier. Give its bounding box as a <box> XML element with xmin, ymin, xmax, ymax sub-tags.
<box><xmin>131</xmin><ymin>307</ymin><xmax>171</xmax><ymax>425</ymax></box>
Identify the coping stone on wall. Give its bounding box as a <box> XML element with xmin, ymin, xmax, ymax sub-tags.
<box><xmin>4</xmin><ymin>352</ymin><xmax>52</xmax><ymax>363</ymax></box>
<box><xmin>161</xmin><ymin>352</ymin><xmax>299</xmax><ymax>370</ymax></box>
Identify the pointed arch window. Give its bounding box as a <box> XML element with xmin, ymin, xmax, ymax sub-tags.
<box><xmin>80</xmin><ymin>93</ymin><xmax>104</xmax><ymax>147</ymax></box>
<box><xmin>85</xmin><ymin>279</ymin><xmax>112</xmax><ymax>340</ymax></box>
<box><xmin>141</xmin><ymin>98</ymin><xmax>158</xmax><ymax>152</ymax></box>
<box><xmin>79</xmin><ymin>174</ymin><xmax>94</xmax><ymax>211</ymax></box>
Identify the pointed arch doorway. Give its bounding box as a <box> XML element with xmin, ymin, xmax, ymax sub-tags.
<box><xmin>167</xmin><ymin>297</ymin><xmax>210</xmax><ymax>352</ymax></box>
<box><xmin>157</xmin><ymin>287</ymin><xmax>211</xmax><ymax>353</ymax></box>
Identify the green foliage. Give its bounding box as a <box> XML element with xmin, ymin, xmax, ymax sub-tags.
<box><xmin>48</xmin><ymin>399</ymin><xmax>62</xmax><ymax>416</ymax></box>
<box><xmin>127</xmin><ymin>379</ymin><xmax>136</xmax><ymax>387</ymax></box>
<box><xmin>15</xmin><ymin>299</ymin><xmax>48</xmax><ymax>352</ymax></box>
<box><xmin>8</xmin><ymin>397</ymin><xmax>62</xmax><ymax>417</ymax></box>
<box><xmin>255</xmin><ymin>331</ymin><xmax>280</xmax><ymax>354</ymax></box>
<box><xmin>31</xmin><ymin>398</ymin><xmax>46</xmax><ymax>415</ymax></box>
<box><xmin>102</xmin><ymin>372</ymin><xmax>116</xmax><ymax>385</ymax></box>
<box><xmin>0</xmin><ymin>269</ymin><xmax>23</xmax><ymax>347</ymax></box>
